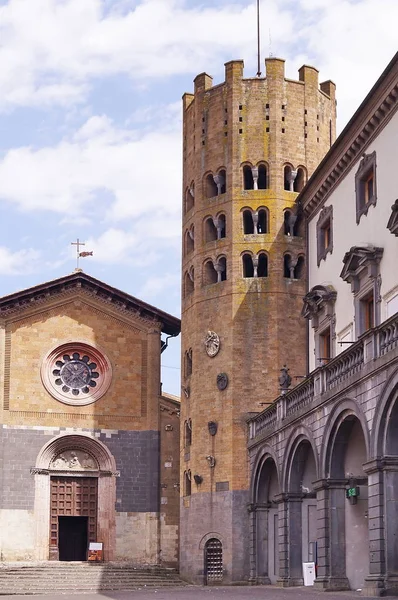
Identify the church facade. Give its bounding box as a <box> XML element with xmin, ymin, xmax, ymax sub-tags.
<box><xmin>248</xmin><ymin>53</ymin><xmax>398</xmax><ymax>596</ymax></box>
<box><xmin>0</xmin><ymin>272</ymin><xmax>180</xmax><ymax>565</ymax></box>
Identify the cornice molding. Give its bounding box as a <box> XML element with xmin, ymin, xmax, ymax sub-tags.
<box><xmin>0</xmin><ymin>274</ymin><xmax>178</xmax><ymax>334</ymax></box>
<box><xmin>302</xmin><ymin>55</ymin><xmax>398</xmax><ymax>218</ymax></box>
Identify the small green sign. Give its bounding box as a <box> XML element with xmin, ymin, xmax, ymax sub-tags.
<box><xmin>346</xmin><ymin>486</ymin><xmax>360</xmax><ymax>499</ymax></box>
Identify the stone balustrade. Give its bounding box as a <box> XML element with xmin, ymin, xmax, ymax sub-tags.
<box><xmin>249</xmin><ymin>312</ymin><xmax>398</xmax><ymax>440</ymax></box>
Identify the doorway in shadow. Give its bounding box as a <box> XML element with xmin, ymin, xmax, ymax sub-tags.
<box><xmin>59</xmin><ymin>516</ymin><xmax>88</xmax><ymax>561</ymax></box>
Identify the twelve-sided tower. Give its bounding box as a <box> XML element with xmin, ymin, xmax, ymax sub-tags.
<box><xmin>180</xmin><ymin>58</ymin><xmax>336</xmax><ymax>584</ymax></box>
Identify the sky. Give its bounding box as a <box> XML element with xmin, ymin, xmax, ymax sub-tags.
<box><xmin>0</xmin><ymin>0</ymin><xmax>396</xmax><ymax>395</ymax></box>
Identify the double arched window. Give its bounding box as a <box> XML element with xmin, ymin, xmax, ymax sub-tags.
<box><xmin>204</xmin><ymin>169</ymin><xmax>227</xmax><ymax>198</ymax></box>
<box><xmin>203</xmin><ymin>256</ymin><xmax>227</xmax><ymax>285</ymax></box>
<box><xmin>283</xmin><ymin>165</ymin><xmax>307</xmax><ymax>192</ymax></box>
<box><xmin>204</xmin><ymin>214</ymin><xmax>226</xmax><ymax>243</ymax></box>
<box><xmin>242</xmin><ymin>207</ymin><xmax>269</xmax><ymax>234</ymax></box>
<box><xmin>242</xmin><ymin>252</ymin><xmax>268</xmax><ymax>278</ymax></box>
<box><xmin>283</xmin><ymin>254</ymin><xmax>305</xmax><ymax>279</ymax></box>
<box><xmin>242</xmin><ymin>163</ymin><xmax>269</xmax><ymax>190</ymax></box>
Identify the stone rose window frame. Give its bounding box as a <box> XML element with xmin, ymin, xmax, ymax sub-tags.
<box><xmin>41</xmin><ymin>341</ymin><xmax>112</xmax><ymax>406</ymax></box>
<box><xmin>355</xmin><ymin>151</ymin><xmax>377</xmax><ymax>224</ymax></box>
<box><xmin>316</xmin><ymin>205</ymin><xmax>333</xmax><ymax>266</ymax></box>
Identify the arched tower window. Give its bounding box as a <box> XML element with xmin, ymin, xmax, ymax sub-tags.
<box><xmin>243</xmin><ymin>209</ymin><xmax>254</xmax><ymax>234</ymax></box>
<box><xmin>294</xmin><ymin>167</ymin><xmax>306</xmax><ymax>192</ymax></box>
<box><xmin>242</xmin><ymin>254</ymin><xmax>254</xmax><ymax>278</ymax></box>
<box><xmin>204</xmin><ymin>260</ymin><xmax>218</xmax><ymax>285</ymax></box>
<box><xmin>257</xmin><ymin>208</ymin><xmax>268</xmax><ymax>233</ymax></box>
<box><xmin>204</xmin><ymin>217</ymin><xmax>217</xmax><ymax>243</ymax></box>
<box><xmin>185</xmin><ymin>348</ymin><xmax>193</xmax><ymax>377</ymax></box>
<box><xmin>284</xmin><ymin>209</ymin><xmax>301</xmax><ymax>237</ymax></box>
<box><xmin>284</xmin><ymin>254</ymin><xmax>292</xmax><ymax>278</ymax></box>
<box><xmin>257</xmin><ymin>253</ymin><xmax>268</xmax><ymax>277</ymax></box>
<box><xmin>284</xmin><ymin>165</ymin><xmax>297</xmax><ymax>191</ymax></box>
<box><xmin>243</xmin><ymin>165</ymin><xmax>254</xmax><ymax>190</ymax></box>
<box><xmin>258</xmin><ymin>164</ymin><xmax>268</xmax><ymax>189</ymax></box>
<box><xmin>185</xmin><ymin>227</ymin><xmax>194</xmax><ymax>254</ymax></box>
<box><xmin>184</xmin><ymin>470</ymin><xmax>191</xmax><ymax>497</ymax></box>
<box><xmin>217</xmin><ymin>214</ymin><xmax>226</xmax><ymax>239</ymax></box>
<box><xmin>216</xmin><ymin>256</ymin><xmax>227</xmax><ymax>282</ymax></box>
<box><xmin>184</xmin><ymin>270</ymin><xmax>194</xmax><ymax>296</ymax></box>
<box><xmin>205</xmin><ymin>174</ymin><xmax>217</xmax><ymax>198</ymax></box>
<box><xmin>184</xmin><ymin>419</ymin><xmax>192</xmax><ymax>447</ymax></box>
<box><xmin>185</xmin><ymin>184</ymin><xmax>195</xmax><ymax>213</ymax></box>
<box><xmin>294</xmin><ymin>256</ymin><xmax>305</xmax><ymax>279</ymax></box>
<box><xmin>215</xmin><ymin>169</ymin><xmax>226</xmax><ymax>194</ymax></box>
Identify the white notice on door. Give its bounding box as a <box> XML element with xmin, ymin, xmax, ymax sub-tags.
<box><xmin>302</xmin><ymin>562</ymin><xmax>316</xmax><ymax>586</ymax></box>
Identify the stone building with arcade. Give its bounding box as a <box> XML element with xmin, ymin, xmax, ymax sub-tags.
<box><xmin>0</xmin><ymin>271</ymin><xmax>180</xmax><ymax>566</ymax></box>
<box><xmin>247</xmin><ymin>53</ymin><xmax>398</xmax><ymax>596</ymax></box>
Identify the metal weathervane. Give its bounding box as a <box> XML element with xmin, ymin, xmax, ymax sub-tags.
<box><xmin>71</xmin><ymin>238</ymin><xmax>93</xmax><ymax>271</ymax></box>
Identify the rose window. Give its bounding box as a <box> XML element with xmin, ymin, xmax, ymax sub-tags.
<box><xmin>41</xmin><ymin>342</ymin><xmax>112</xmax><ymax>406</ymax></box>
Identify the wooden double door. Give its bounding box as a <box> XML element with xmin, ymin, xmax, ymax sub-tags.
<box><xmin>50</xmin><ymin>477</ymin><xmax>97</xmax><ymax>561</ymax></box>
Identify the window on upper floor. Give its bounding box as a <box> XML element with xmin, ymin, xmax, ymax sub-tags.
<box><xmin>257</xmin><ymin>209</ymin><xmax>268</xmax><ymax>233</ymax></box>
<box><xmin>316</xmin><ymin>205</ymin><xmax>333</xmax><ymax>265</ymax></box>
<box><xmin>205</xmin><ymin>217</ymin><xmax>218</xmax><ymax>242</ymax></box>
<box><xmin>243</xmin><ymin>209</ymin><xmax>254</xmax><ymax>234</ymax></box>
<box><xmin>185</xmin><ymin>348</ymin><xmax>193</xmax><ymax>378</ymax></box>
<box><xmin>340</xmin><ymin>245</ymin><xmax>384</xmax><ymax>337</ymax></box>
<box><xmin>355</xmin><ymin>151</ymin><xmax>377</xmax><ymax>224</ymax></box>
<box><xmin>184</xmin><ymin>419</ymin><xmax>192</xmax><ymax>447</ymax></box>
<box><xmin>243</xmin><ymin>165</ymin><xmax>254</xmax><ymax>190</ymax></box>
<box><xmin>387</xmin><ymin>199</ymin><xmax>398</xmax><ymax>237</ymax></box>
<box><xmin>284</xmin><ymin>254</ymin><xmax>305</xmax><ymax>279</ymax></box>
<box><xmin>184</xmin><ymin>270</ymin><xmax>194</xmax><ymax>296</ymax></box>
<box><xmin>242</xmin><ymin>253</ymin><xmax>254</xmax><ymax>278</ymax></box>
<box><xmin>302</xmin><ymin>285</ymin><xmax>337</xmax><ymax>365</ymax></box>
<box><xmin>185</xmin><ymin>183</ymin><xmax>195</xmax><ymax>213</ymax></box>
<box><xmin>204</xmin><ymin>260</ymin><xmax>218</xmax><ymax>285</ymax></box>
<box><xmin>257</xmin><ymin>253</ymin><xmax>268</xmax><ymax>277</ymax></box>
<box><xmin>205</xmin><ymin>174</ymin><xmax>218</xmax><ymax>198</ymax></box>
<box><xmin>184</xmin><ymin>470</ymin><xmax>192</xmax><ymax>497</ymax></box>
<box><xmin>258</xmin><ymin>164</ymin><xmax>268</xmax><ymax>189</ymax></box>
<box><xmin>294</xmin><ymin>167</ymin><xmax>306</xmax><ymax>192</ymax></box>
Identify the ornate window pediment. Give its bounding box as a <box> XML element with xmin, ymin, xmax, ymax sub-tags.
<box><xmin>340</xmin><ymin>246</ymin><xmax>383</xmax><ymax>293</ymax></box>
<box><xmin>355</xmin><ymin>151</ymin><xmax>377</xmax><ymax>224</ymax></box>
<box><xmin>302</xmin><ymin>285</ymin><xmax>337</xmax><ymax>324</ymax></box>
<box><xmin>387</xmin><ymin>199</ymin><xmax>398</xmax><ymax>236</ymax></box>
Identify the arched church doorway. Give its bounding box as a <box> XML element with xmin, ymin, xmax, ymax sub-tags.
<box><xmin>286</xmin><ymin>439</ymin><xmax>317</xmax><ymax>584</ymax></box>
<box><xmin>328</xmin><ymin>415</ymin><xmax>368</xmax><ymax>590</ymax></box>
<box><xmin>254</xmin><ymin>456</ymin><xmax>280</xmax><ymax>584</ymax></box>
<box><xmin>33</xmin><ymin>434</ymin><xmax>117</xmax><ymax>561</ymax></box>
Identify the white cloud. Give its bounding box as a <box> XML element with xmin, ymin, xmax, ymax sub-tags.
<box><xmin>139</xmin><ymin>272</ymin><xmax>181</xmax><ymax>302</ymax></box>
<box><xmin>0</xmin><ymin>112</ymin><xmax>182</xmax><ymax>222</ymax></box>
<box><xmin>0</xmin><ymin>246</ymin><xmax>41</xmax><ymax>275</ymax></box>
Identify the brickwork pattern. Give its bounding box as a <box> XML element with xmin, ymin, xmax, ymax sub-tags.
<box><xmin>180</xmin><ymin>57</ymin><xmax>336</xmax><ymax>583</ymax></box>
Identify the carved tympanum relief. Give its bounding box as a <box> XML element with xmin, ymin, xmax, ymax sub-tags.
<box><xmin>51</xmin><ymin>450</ymin><xmax>98</xmax><ymax>470</ymax></box>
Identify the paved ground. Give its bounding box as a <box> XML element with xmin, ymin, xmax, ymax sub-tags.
<box><xmin>0</xmin><ymin>586</ymin><xmax>379</xmax><ymax>600</ymax></box>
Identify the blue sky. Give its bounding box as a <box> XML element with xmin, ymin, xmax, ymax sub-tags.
<box><xmin>0</xmin><ymin>0</ymin><xmax>396</xmax><ymax>395</ymax></box>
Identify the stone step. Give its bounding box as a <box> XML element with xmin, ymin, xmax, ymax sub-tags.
<box><xmin>0</xmin><ymin>564</ymin><xmax>187</xmax><ymax>594</ymax></box>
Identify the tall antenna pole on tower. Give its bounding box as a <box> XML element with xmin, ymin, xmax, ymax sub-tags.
<box><xmin>256</xmin><ymin>0</ymin><xmax>261</xmax><ymax>77</ymax></box>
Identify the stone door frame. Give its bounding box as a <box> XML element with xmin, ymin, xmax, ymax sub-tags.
<box><xmin>32</xmin><ymin>433</ymin><xmax>118</xmax><ymax>561</ymax></box>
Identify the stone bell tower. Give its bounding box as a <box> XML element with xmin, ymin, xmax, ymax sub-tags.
<box><xmin>180</xmin><ymin>58</ymin><xmax>336</xmax><ymax>584</ymax></box>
